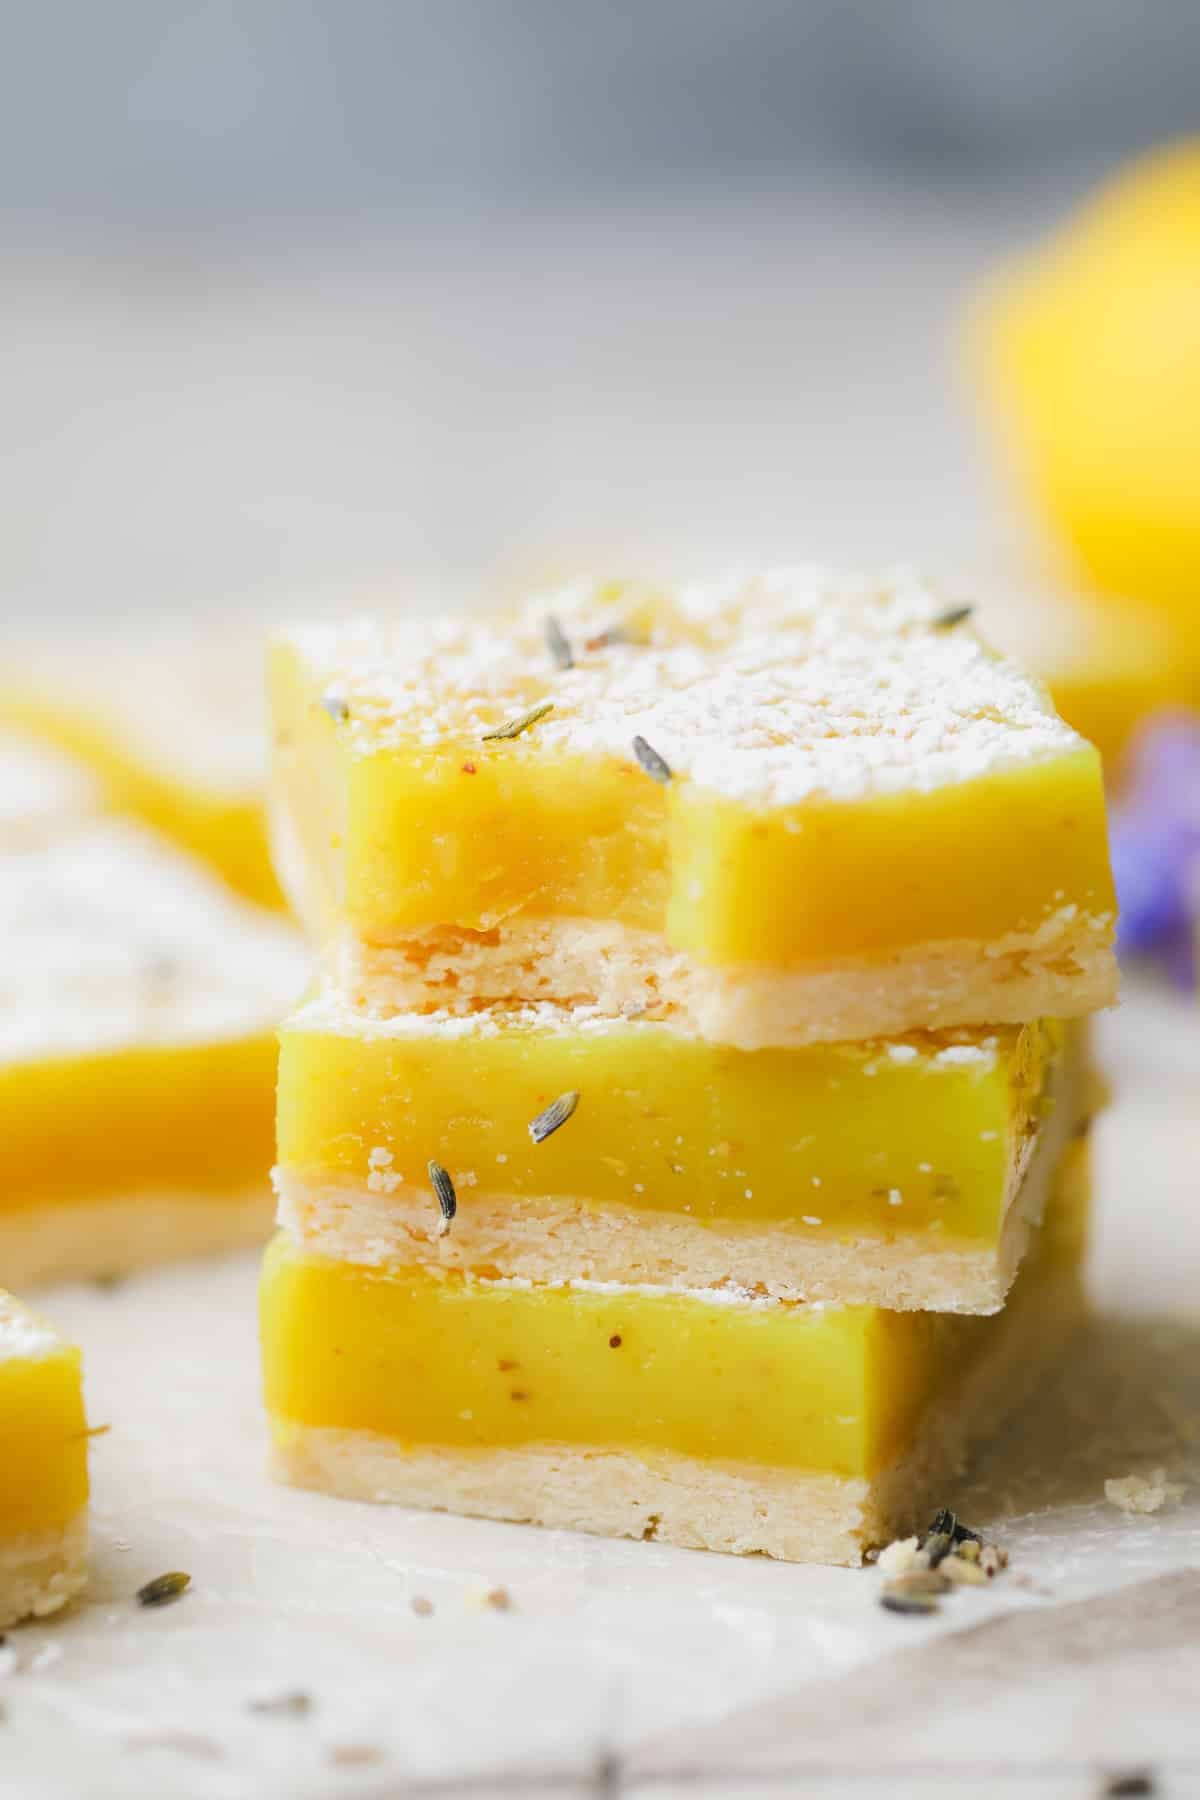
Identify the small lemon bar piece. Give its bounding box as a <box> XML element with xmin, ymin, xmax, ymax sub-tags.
<box><xmin>276</xmin><ymin>997</ymin><xmax>1088</xmax><ymax>1313</ymax></box>
<box><xmin>0</xmin><ymin>634</ymin><xmax>281</xmax><ymax>907</ymax></box>
<box><xmin>269</xmin><ymin>570</ymin><xmax>1116</xmax><ymax>1048</ymax></box>
<box><xmin>0</xmin><ymin>819</ymin><xmax>308</xmax><ymax>1287</ymax></box>
<box><xmin>0</xmin><ymin>1291</ymin><xmax>89</xmax><ymax>1627</ymax></box>
<box><xmin>262</xmin><ymin>1142</ymin><xmax>1088</xmax><ymax>1565</ymax></box>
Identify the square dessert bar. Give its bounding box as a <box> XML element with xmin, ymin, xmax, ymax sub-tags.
<box><xmin>0</xmin><ymin>819</ymin><xmax>307</xmax><ymax>1287</ymax></box>
<box><xmin>269</xmin><ymin>570</ymin><xmax>1117</xmax><ymax>1048</ymax></box>
<box><xmin>262</xmin><ymin>1140</ymin><xmax>1089</xmax><ymax>1566</ymax></box>
<box><xmin>0</xmin><ymin>1291</ymin><xmax>89</xmax><ymax>1628</ymax></box>
<box><xmin>276</xmin><ymin>998</ymin><xmax>1089</xmax><ymax>1313</ymax></box>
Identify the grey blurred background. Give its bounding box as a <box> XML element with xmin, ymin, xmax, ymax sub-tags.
<box><xmin>2</xmin><ymin>1</ymin><xmax>1198</xmax><ymax>625</ymax></box>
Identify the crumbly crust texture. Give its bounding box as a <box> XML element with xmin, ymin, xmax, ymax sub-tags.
<box><xmin>268</xmin><ymin>1265</ymin><xmax>1083</xmax><ymax>1565</ymax></box>
<box><xmin>0</xmin><ymin>1188</ymin><xmax>275</xmax><ymax>1291</ymax></box>
<box><xmin>0</xmin><ymin>1512</ymin><xmax>88</xmax><ymax>1630</ymax></box>
<box><xmin>334</xmin><ymin>913</ymin><xmax>1116</xmax><ymax>1050</ymax></box>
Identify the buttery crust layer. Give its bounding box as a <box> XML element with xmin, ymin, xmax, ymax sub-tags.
<box><xmin>333</xmin><ymin>913</ymin><xmax>1116</xmax><ymax>1051</ymax></box>
<box><xmin>268</xmin><ymin>1264</ymin><xmax>1083</xmax><ymax>1565</ymax></box>
<box><xmin>0</xmin><ymin>1188</ymin><xmax>274</xmax><ymax>1290</ymax></box>
<box><xmin>0</xmin><ymin>1512</ymin><xmax>88</xmax><ymax>1630</ymax></box>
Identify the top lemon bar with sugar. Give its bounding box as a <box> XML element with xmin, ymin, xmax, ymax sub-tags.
<box><xmin>270</xmin><ymin>568</ymin><xmax>1117</xmax><ymax>1047</ymax></box>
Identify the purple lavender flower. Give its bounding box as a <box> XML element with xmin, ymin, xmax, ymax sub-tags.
<box><xmin>1109</xmin><ymin>712</ymin><xmax>1200</xmax><ymax>986</ymax></box>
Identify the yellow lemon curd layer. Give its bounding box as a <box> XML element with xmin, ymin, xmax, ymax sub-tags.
<box><xmin>1</xmin><ymin>1038</ymin><xmax>280</xmax><ymax>1212</ymax></box>
<box><xmin>269</xmin><ymin>573</ymin><xmax>1114</xmax><ymax>971</ymax></box>
<box><xmin>278</xmin><ymin>1000</ymin><xmax>1060</xmax><ymax>1246</ymax></box>
<box><xmin>0</xmin><ymin>820</ymin><xmax>307</xmax><ymax>1217</ymax></box>
<box><xmin>0</xmin><ymin>1294</ymin><xmax>88</xmax><ymax>1535</ymax></box>
<box><xmin>0</xmin><ymin>637</ymin><xmax>281</xmax><ymax>907</ymax></box>
<box><xmin>261</xmin><ymin>1145</ymin><xmax>1086</xmax><ymax>1485</ymax></box>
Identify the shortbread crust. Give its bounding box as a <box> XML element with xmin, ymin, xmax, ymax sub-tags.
<box><xmin>333</xmin><ymin>913</ymin><xmax>1114</xmax><ymax>1050</ymax></box>
<box><xmin>0</xmin><ymin>1188</ymin><xmax>275</xmax><ymax>1291</ymax></box>
<box><xmin>0</xmin><ymin>1514</ymin><xmax>88</xmax><ymax>1630</ymax></box>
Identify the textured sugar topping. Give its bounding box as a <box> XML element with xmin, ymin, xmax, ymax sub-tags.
<box><xmin>284</xmin><ymin>566</ymin><xmax>1086</xmax><ymax>808</ymax></box>
<box><xmin>288</xmin><ymin>990</ymin><xmax>1012</xmax><ymax>1070</ymax></box>
<box><xmin>0</xmin><ymin>820</ymin><xmax>310</xmax><ymax>1063</ymax></box>
<box><xmin>0</xmin><ymin>732</ymin><xmax>101</xmax><ymax>839</ymax></box>
<box><xmin>0</xmin><ymin>1291</ymin><xmax>63</xmax><ymax>1363</ymax></box>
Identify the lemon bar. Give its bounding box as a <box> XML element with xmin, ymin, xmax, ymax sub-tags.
<box><xmin>0</xmin><ymin>1291</ymin><xmax>89</xmax><ymax>1627</ymax></box>
<box><xmin>0</xmin><ymin>634</ymin><xmax>281</xmax><ymax>907</ymax></box>
<box><xmin>276</xmin><ymin>996</ymin><xmax>1088</xmax><ymax>1312</ymax></box>
<box><xmin>262</xmin><ymin>1141</ymin><xmax>1087</xmax><ymax>1565</ymax></box>
<box><xmin>0</xmin><ymin>819</ymin><xmax>308</xmax><ymax>1287</ymax></box>
<box><xmin>269</xmin><ymin>570</ymin><xmax>1116</xmax><ymax>1048</ymax></box>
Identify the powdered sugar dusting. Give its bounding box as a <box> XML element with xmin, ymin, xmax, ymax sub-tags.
<box><xmin>0</xmin><ymin>820</ymin><xmax>310</xmax><ymax>1063</ymax></box>
<box><xmin>282</xmin><ymin>566</ymin><xmax>1085</xmax><ymax>809</ymax></box>
<box><xmin>0</xmin><ymin>1290</ymin><xmax>64</xmax><ymax>1362</ymax></box>
<box><xmin>0</xmin><ymin>732</ymin><xmax>101</xmax><ymax>840</ymax></box>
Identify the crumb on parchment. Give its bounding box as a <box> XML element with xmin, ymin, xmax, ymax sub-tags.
<box><xmin>1105</xmin><ymin>1468</ymin><xmax>1186</xmax><ymax>1515</ymax></box>
<box><xmin>877</xmin><ymin>1536</ymin><xmax>926</xmax><ymax>1577</ymax></box>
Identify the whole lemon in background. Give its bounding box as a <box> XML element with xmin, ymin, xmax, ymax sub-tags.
<box><xmin>973</xmin><ymin>139</ymin><xmax>1200</xmax><ymax>647</ymax></box>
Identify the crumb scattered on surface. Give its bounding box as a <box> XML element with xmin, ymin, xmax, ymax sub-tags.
<box><xmin>328</xmin><ymin>1744</ymin><xmax>384</xmax><ymax>1767</ymax></box>
<box><xmin>878</xmin><ymin>1511</ymin><xmax>1009</xmax><ymax>1616</ymax></box>
<box><xmin>125</xmin><ymin>1729</ymin><xmax>222</xmax><ymax>1759</ymax></box>
<box><xmin>1105</xmin><ymin>1469</ymin><xmax>1186</xmax><ymax>1515</ymax></box>
<box><xmin>979</xmin><ymin>1543</ymin><xmax>1009</xmax><ymax>1577</ymax></box>
<box><xmin>877</xmin><ymin>1536</ymin><xmax>926</xmax><ymax>1577</ymax></box>
<box><xmin>484</xmin><ymin>1586</ymin><xmax>512</xmax><ymax>1612</ymax></box>
<box><xmin>410</xmin><ymin>1595</ymin><xmax>434</xmax><ymax>1617</ymax></box>
<box><xmin>942</xmin><ymin>1554</ymin><xmax>987</xmax><ymax>1586</ymax></box>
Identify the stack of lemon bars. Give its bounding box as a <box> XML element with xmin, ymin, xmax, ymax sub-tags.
<box><xmin>260</xmin><ymin>570</ymin><xmax>1117</xmax><ymax>1565</ymax></box>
